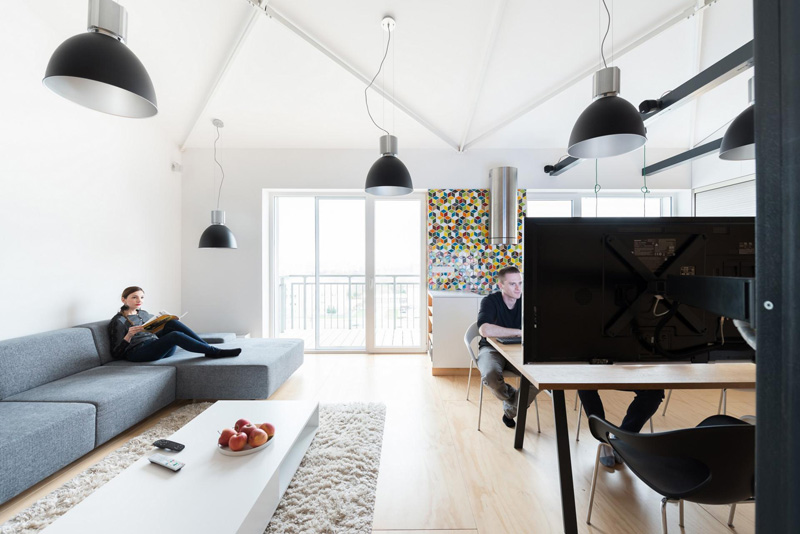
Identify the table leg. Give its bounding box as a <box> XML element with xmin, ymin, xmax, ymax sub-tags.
<box><xmin>514</xmin><ymin>375</ymin><xmax>530</xmax><ymax>449</ymax></box>
<box><xmin>552</xmin><ymin>390</ymin><xmax>578</xmax><ymax>534</ymax></box>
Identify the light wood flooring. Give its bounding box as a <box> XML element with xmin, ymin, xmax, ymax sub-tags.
<box><xmin>0</xmin><ymin>353</ymin><xmax>756</xmax><ymax>534</ymax></box>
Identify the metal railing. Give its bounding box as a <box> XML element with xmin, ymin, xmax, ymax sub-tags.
<box><xmin>278</xmin><ymin>275</ymin><xmax>421</xmax><ymax>333</ymax></box>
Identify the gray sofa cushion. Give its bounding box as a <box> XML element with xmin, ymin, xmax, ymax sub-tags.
<box><xmin>77</xmin><ymin>320</ymin><xmax>114</xmax><ymax>364</ymax></box>
<box><xmin>4</xmin><ymin>366</ymin><xmax>176</xmax><ymax>446</ymax></box>
<box><xmin>0</xmin><ymin>329</ymin><xmax>101</xmax><ymax>400</ymax></box>
<box><xmin>0</xmin><ymin>401</ymin><xmax>96</xmax><ymax>505</ymax></box>
<box><xmin>199</xmin><ymin>332</ymin><xmax>237</xmax><ymax>344</ymax></box>
<box><xmin>107</xmin><ymin>338</ymin><xmax>303</xmax><ymax>400</ymax></box>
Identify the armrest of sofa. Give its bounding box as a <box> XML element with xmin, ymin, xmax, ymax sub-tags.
<box><xmin>199</xmin><ymin>332</ymin><xmax>237</xmax><ymax>344</ymax></box>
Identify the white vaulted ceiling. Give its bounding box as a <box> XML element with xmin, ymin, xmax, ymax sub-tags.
<box><xmin>16</xmin><ymin>0</ymin><xmax>754</xmax><ymax>152</ymax></box>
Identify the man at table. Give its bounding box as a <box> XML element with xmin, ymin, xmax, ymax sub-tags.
<box><xmin>477</xmin><ymin>266</ymin><xmax>540</xmax><ymax>428</ymax></box>
<box><xmin>578</xmin><ymin>388</ymin><xmax>664</xmax><ymax>467</ymax></box>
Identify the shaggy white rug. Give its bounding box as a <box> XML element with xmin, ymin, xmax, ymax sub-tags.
<box><xmin>1</xmin><ymin>402</ymin><xmax>386</xmax><ymax>534</ymax></box>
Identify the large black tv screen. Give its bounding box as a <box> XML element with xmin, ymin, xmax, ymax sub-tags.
<box><xmin>523</xmin><ymin>217</ymin><xmax>755</xmax><ymax>364</ymax></box>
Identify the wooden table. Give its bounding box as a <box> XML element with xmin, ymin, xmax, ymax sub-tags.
<box><xmin>487</xmin><ymin>337</ymin><xmax>756</xmax><ymax>534</ymax></box>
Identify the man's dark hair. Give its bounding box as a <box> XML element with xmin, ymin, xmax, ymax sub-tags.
<box><xmin>497</xmin><ymin>266</ymin><xmax>520</xmax><ymax>281</ymax></box>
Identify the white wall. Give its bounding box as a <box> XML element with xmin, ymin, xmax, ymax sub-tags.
<box><xmin>0</xmin><ymin>4</ymin><xmax>182</xmax><ymax>340</ymax></box>
<box><xmin>181</xmin><ymin>147</ymin><xmax>691</xmax><ymax>337</ymax></box>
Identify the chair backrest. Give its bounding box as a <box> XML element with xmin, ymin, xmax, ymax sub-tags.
<box><xmin>464</xmin><ymin>322</ymin><xmax>480</xmax><ymax>365</ymax></box>
<box><xmin>588</xmin><ymin>415</ymin><xmax>755</xmax><ymax>505</ymax></box>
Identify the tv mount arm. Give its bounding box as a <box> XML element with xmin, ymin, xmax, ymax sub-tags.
<box><xmin>602</xmin><ymin>234</ymin><xmax>708</xmax><ymax>338</ymax></box>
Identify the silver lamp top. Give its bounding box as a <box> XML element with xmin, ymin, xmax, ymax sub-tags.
<box><xmin>88</xmin><ymin>0</ymin><xmax>128</xmax><ymax>42</ymax></box>
<box><xmin>379</xmin><ymin>135</ymin><xmax>399</xmax><ymax>156</ymax></box>
<box><xmin>210</xmin><ymin>210</ymin><xmax>226</xmax><ymax>225</ymax></box>
<box><xmin>593</xmin><ymin>66</ymin><xmax>620</xmax><ymax>100</ymax></box>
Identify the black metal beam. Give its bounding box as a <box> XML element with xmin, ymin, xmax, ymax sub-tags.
<box><xmin>754</xmin><ymin>0</ymin><xmax>800</xmax><ymax>531</ymax></box>
<box><xmin>641</xmin><ymin>138</ymin><xmax>723</xmax><ymax>176</ymax></box>
<box><xmin>545</xmin><ymin>40</ymin><xmax>754</xmax><ymax>176</ymax></box>
<box><xmin>639</xmin><ymin>40</ymin><xmax>754</xmax><ymax>122</ymax></box>
<box><xmin>544</xmin><ymin>157</ymin><xmax>582</xmax><ymax>176</ymax></box>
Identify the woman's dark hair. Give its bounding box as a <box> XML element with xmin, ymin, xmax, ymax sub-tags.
<box><xmin>120</xmin><ymin>286</ymin><xmax>144</xmax><ymax>314</ymax></box>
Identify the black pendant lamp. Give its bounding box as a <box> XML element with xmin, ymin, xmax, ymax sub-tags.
<box><xmin>199</xmin><ymin>119</ymin><xmax>237</xmax><ymax>249</ymax></box>
<box><xmin>720</xmin><ymin>78</ymin><xmax>755</xmax><ymax>161</ymax></box>
<box><xmin>364</xmin><ymin>17</ymin><xmax>413</xmax><ymax>196</ymax></box>
<box><xmin>43</xmin><ymin>0</ymin><xmax>157</xmax><ymax>118</ymax></box>
<box><xmin>568</xmin><ymin>66</ymin><xmax>647</xmax><ymax>158</ymax></box>
<box><xmin>366</xmin><ymin>135</ymin><xmax>413</xmax><ymax>195</ymax></box>
<box><xmin>567</xmin><ymin>0</ymin><xmax>645</xmax><ymax>158</ymax></box>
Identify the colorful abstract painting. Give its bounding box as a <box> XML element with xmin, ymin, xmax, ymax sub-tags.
<box><xmin>427</xmin><ymin>189</ymin><xmax>525</xmax><ymax>294</ymax></box>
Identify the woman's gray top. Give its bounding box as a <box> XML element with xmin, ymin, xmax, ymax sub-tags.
<box><xmin>108</xmin><ymin>310</ymin><xmax>159</xmax><ymax>359</ymax></box>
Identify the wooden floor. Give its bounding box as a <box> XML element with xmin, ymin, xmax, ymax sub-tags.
<box><xmin>0</xmin><ymin>354</ymin><xmax>756</xmax><ymax>534</ymax></box>
<box><xmin>280</xmin><ymin>328</ymin><xmax>422</xmax><ymax>349</ymax></box>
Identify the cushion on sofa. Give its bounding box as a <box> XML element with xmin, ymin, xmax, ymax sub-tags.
<box><xmin>199</xmin><ymin>332</ymin><xmax>237</xmax><ymax>344</ymax></box>
<box><xmin>0</xmin><ymin>401</ymin><xmax>96</xmax><ymax>505</ymax></box>
<box><xmin>77</xmin><ymin>320</ymin><xmax>114</xmax><ymax>364</ymax></box>
<box><xmin>107</xmin><ymin>338</ymin><xmax>303</xmax><ymax>400</ymax></box>
<box><xmin>4</xmin><ymin>366</ymin><xmax>176</xmax><ymax>446</ymax></box>
<box><xmin>0</xmin><ymin>329</ymin><xmax>101</xmax><ymax>400</ymax></box>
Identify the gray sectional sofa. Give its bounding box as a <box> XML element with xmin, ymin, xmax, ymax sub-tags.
<box><xmin>0</xmin><ymin>322</ymin><xmax>303</xmax><ymax>505</ymax></box>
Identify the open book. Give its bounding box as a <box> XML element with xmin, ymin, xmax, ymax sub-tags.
<box><xmin>142</xmin><ymin>311</ymin><xmax>189</xmax><ymax>333</ymax></box>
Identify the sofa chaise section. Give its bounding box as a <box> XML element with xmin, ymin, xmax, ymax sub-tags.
<box><xmin>107</xmin><ymin>338</ymin><xmax>304</xmax><ymax>400</ymax></box>
<box><xmin>0</xmin><ymin>401</ymin><xmax>96</xmax><ymax>505</ymax></box>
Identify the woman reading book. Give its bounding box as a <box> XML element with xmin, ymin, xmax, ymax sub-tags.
<box><xmin>108</xmin><ymin>286</ymin><xmax>241</xmax><ymax>362</ymax></box>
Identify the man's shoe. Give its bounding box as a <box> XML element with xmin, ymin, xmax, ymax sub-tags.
<box><xmin>502</xmin><ymin>415</ymin><xmax>516</xmax><ymax>428</ymax></box>
<box><xmin>599</xmin><ymin>444</ymin><xmax>616</xmax><ymax>468</ymax></box>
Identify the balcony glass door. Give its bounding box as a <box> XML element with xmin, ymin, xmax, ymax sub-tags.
<box><xmin>317</xmin><ymin>197</ymin><xmax>365</xmax><ymax>349</ymax></box>
<box><xmin>367</xmin><ymin>197</ymin><xmax>425</xmax><ymax>350</ymax></box>
<box><xmin>274</xmin><ymin>193</ymin><xmax>424</xmax><ymax>352</ymax></box>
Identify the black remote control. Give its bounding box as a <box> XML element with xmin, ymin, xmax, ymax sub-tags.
<box><xmin>152</xmin><ymin>439</ymin><xmax>185</xmax><ymax>451</ymax></box>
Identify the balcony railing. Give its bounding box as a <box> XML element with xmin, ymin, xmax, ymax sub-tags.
<box><xmin>278</xmin><ymin>275</ymin><xmax>421</xmax><ymax>334</ymax></box>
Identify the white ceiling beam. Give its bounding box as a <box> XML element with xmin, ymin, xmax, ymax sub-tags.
<box><xmin>457</xmin><ymin>0</ymin><xmax>508</xmax><ymax>152</ymax></box>
<box><xmin>248</xmin><ymin>0</ymin><xmax>460</xmax><ymax>151</ymax></box>
<box><xmin>179</xmin><ymin>10</ymin><xmax>261</xmax><ymax>151</ymax></box>
<box><xmin>463</xmin><ymin>0</ymin><xmax>718</xmax><ymax>152</ymax></box>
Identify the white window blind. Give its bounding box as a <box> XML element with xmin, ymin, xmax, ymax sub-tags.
<box><xmin>695</xmin><ymin>180</ymin><xmax>756</xmax><ymax>216</ymax></box>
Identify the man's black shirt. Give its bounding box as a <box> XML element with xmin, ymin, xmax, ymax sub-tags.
<box><xmin>477</xmin><ymin>291</ymin><xmax>521</xmax><ymax>348</ymax></box>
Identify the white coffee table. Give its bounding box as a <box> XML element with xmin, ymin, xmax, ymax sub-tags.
<box><xmin>43</xmin><ymin>400</ymin><xmax>319</xmax><ymax>534</ymax></box>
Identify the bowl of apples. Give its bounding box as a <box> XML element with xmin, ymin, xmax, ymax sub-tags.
<box><xmin>217</xmin><ymin>418</ymin><xmax>276</xmax><ymax>456</ymax></box>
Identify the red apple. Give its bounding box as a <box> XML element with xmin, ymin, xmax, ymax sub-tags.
<box><xmin>218</xmin><ymin>428</ymin><xmax>236</xmax><ymax>447</ymax></box>
<box><xmin>234</xmin><ymin>418</ymin><xmax>252</xmax><ymax>432</ymax></box>
<box><xmin>240</xmin><ymin>423</ymin><xmax>257</xmax><ymax>438</ymax></box>
<box><xmin>228</xmin><ymin>432</ymin><xmax>248</xmax><ymax>451</ymax></box>
<box><xmin>248</xmin><ymin>428</ymin><xmax>268</xmax><ymax>447</ymax></box>
<box><xmin>258</xmin><ymin>422</ymin><xmax>276</xmax><ymax>439</ymax></box>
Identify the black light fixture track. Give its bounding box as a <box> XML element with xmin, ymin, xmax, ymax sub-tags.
<box><xmin>546</xmin><ymin>40</ymin><xmax>754</xmax><ymax>176</ymax></box>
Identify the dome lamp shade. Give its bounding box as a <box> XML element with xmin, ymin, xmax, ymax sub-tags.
<box><xmin>42</xmin><ymin>0</ymin><xmax>157</xmax><ymax>118</ymax></box>
<box><xmin>719</xmin><ymin>105</ymin><xmax>755</xmax><ymax>161</ymax></box>
<box><xmin>199</xmin><ymin>210</ymin><xmax>238</xmax><ymax>249</ymax></box>
<box><xmin>365</xmin><ymin>135</ymin><xmax>413</xmax><ymax>196</ymax></box>
<box><xmin>568</xmin><ymin>66</ymin><xmax>646</xmax><ymax>159</ymax></box>
<box><xmin>720</xmin><ymin>78</ymin><xmax>755</xmax><ymax>161</ymax></box>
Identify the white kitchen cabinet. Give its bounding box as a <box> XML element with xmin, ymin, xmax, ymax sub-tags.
<box><xmin>427</xmin><ymin>290</ymin><xmax>486</xmax><ymax>375</ymax></box>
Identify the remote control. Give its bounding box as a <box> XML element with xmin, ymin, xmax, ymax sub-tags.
<box><xmin>152</xmin><ymin>439</ymin><xmax>185</xmax><ymax>451</ymax></box>
<box><xmin>148</xmin><ymin>453</ymin><xmax>185</xmax><ymax>472</ymax></box>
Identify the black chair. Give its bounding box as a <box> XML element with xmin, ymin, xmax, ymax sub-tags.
<box><xmin>586</xmin><ymin>414</ymin><xmax>754</xmax><ymax>534</ymax></box>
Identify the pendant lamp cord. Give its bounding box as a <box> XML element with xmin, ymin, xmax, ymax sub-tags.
<box><xmin>600</xmin><ymin>0</ymin><xmax>611</xmax><ymax>68</ymax></box>
<box><xmin>595</xmin><ymin>159</ymin><xmax>602</xmax><ymax>216</ymax></box>
<box><xmin>641</xmin><ymin>145</ymin><xmax>650</xmax><ymax>216</ymax></box>
<box><xmin>213</xmin><ymin>124</ymin><xmax>225</xmax><ymax>211</ymax></box>
<box><xmin>365</xmin><ymin>28</ymin><xmax>391</xmax><ymax>136</ymax></box>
